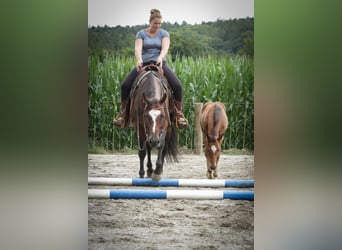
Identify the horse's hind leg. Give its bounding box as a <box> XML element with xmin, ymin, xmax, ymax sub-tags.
<box><xmin>146</xmin><ymin>145</ymin><xmax>153</xmax><ymax>178</ymax></box>
<box><xmin>138</xmin><ymin>149</ymin><xmax>146</xmax><ymax>178</ymax></box>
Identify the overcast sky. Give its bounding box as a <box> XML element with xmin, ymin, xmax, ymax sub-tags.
<box><xmin>88</xmin><ymin>0</ymin><xmax>254</xmax><ymax>27</ymax></box>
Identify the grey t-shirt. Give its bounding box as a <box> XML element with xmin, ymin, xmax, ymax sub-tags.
<box><xmin>135</xmin><ymin>29</ymin><xmax>170</xmax><ymax>63</ymax></box>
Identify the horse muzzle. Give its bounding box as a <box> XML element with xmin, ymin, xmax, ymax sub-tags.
<box><xmin>148</xmin><ymin>137</ymin><xmax>160</xmax><ymax>147</ymax></box>
<box><xmin>210</xmin><ymin>165</ymin><xmax>217</xmax><ymax>171</ymax></box>
<box><xmin>148</xmin><ymin>131</ymin><xmax>165</xmax><ymax>148</ymax></box>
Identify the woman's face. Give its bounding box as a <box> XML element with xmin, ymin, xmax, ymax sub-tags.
<box><xmin>150</xmin><ymin>18</ymin><xmax>162</xmax><ymax>31</ymax></box>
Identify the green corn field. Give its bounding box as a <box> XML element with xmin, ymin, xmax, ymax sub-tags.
<box><xmin>88</xmin><ymin>51</ymin><xmax>254</xmax><ymax>151</ymax></box>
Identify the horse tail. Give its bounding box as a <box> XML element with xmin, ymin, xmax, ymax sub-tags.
<box><xmin>163</xmin><ymin>125</ymin><xmax>180</xmax><ymax>163</ymax></box>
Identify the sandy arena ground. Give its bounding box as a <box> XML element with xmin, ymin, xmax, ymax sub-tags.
<box><xmin>88</xmin><ymin>153</ymin><xmax>254</xmax><ymax>249</ymax></box>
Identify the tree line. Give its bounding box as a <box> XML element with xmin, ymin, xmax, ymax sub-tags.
<box><xmin>88</xmin><ymin>17</ymin><xmax>254</xmax><ymax>59</ymax></box>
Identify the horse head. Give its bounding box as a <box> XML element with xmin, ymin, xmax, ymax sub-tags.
<box><xmin>143</xmin><ymin>93</ymin><xmax>168</xmax><ymax>148</ymax></box>
<box><xmin>204</xmin><ymin>134</ymin><xmax>224</xmax><ymax>173</ymax></box>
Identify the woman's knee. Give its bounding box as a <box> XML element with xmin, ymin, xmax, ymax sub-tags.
<box><xmin>163</xmin><ymin>65</ymin><xmax>181</xmax><ymax>85</ymax></box>
<box><xmin>163</xmin><ymin>65</ymin><xmax>182</xmax><ymax>100</ymax></box>
<box><xmin>121</xmin><ymin>68</ymin><xmax>138</xmax><ymax>99</ymax></box>
<box><xmin>122</xmin><ymin>68</ymin><xmax>138</xmax><ymax>88</ymax></box>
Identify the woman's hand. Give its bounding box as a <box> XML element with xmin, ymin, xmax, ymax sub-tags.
<box><xmin>156</xmin><ymin>56</ymin><xmax>163</xmax><ymax>68</ymax></box>
<box><xmin>136</xmin><ymin>59</ymin><xmax>143</xmax><ymax>71</ymax></box>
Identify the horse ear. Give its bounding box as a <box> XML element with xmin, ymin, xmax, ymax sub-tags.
<box><xmin>218</xmin><ymin>102</ymin><xmax>227</xmax><ymax>111</ymax></box>
<box><xmin>159</xmin><ymin>93</ymin><xmax>167</xmax><ymax>104</ymax></box>
<box><xmin>201</xmin><ymin>102</ymin><xmax>210</xmax><ymax>112</ymax></box>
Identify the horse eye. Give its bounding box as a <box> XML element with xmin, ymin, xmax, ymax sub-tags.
<box><xmin>144</xmin><ymin>113</ymin><xmax>152</xmax><ymax>121</ymax></box>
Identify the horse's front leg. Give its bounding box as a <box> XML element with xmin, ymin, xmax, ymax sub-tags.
<box><xmin>206</xmin><ymin>157</ymin><xmax>213</xmax><ymax>179</ymax></box>
<box><xmin>138</xmin><ymin>135</ymin><xmax>146</xmax><ymax>178</ymax></box>
<box><xmin>207</xmin><ymin>168</ymin><xmax>213</xmax><ymax>179</ymax></box>
<box><xmin>146</xmin><ymin>144</ymin><xmax>153</xmax><ymax>178</ymax></box>
<box><xmin>138</xmin><ymin>147</ymin><xmax>146</xmax><ymax>178</ymax></box>
<box><xmin>152</xmin><ymin>145</ymin><xmax>165</xmax><ymax>181</ymax></box>
<box><xmin>213</xmin><ymin>155</ymin><xmax>220</xmax><ymax>178</ymax></box>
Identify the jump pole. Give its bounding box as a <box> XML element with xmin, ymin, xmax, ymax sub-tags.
<box><xmin>88</xmin><ymin>177</ymin><xmax>254</xmax><ymax>188</ymax></box>
<box><xmin>88</xmin><ymin>189</ymin><xmax>254</xmax><ymax>200</ymax></box>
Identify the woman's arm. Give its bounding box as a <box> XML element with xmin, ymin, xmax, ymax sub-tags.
<box><xmin>135</xmin><ymin>38</ymin><xmax>143</xmax><ymax>70</ymax></box>
<box><xmin>156</xmin><ymin>36</ymin><xmax>170</xmax><ymax>67</ymax></box>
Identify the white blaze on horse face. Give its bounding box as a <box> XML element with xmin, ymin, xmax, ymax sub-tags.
<box><xmin>211</xmin><ymin>145</ymin><xmax>217</xmax><ymax>153</ymax></box>
<box><xmin>149</xmin><ymin>109</ymin><xmax>161</xmax><ymax>133</ymax></box>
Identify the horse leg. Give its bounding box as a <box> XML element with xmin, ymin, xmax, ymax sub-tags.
<box><xmin>206</xmin><ymin>157</ymin><xmax>213</xmax><ymax>179</ymax></box>
<box><xmin>151</xmin><ymin>147</ymin><xmax>165</xmax><ymax>181</ymax></box>
<box><xmin>207</xmin><ymin>168</ymin><xmax>213</xmax><ymax>179</ymax></box>
<box><xmin>138</xmin><ymin>137</ymin><xmax>146</xmax><ymax>178</ymax></box>
<box><xmin>146</xmin><ymin>144</ymin><xmax>153</xmax><ymax>178</ymax></box>
<box><xmin>213</xmin><ymin>167</ymin><xmax>218</xmax><ymax>178</ymax></box>
<box><xmin>137</xmin><ymin>124</ymin><xmax>147</xmax><ymax>178</ymax></box>
<box><xmin>213</xmin><ymin>154</ymin><xmax>221</xmax><ymax>178</ymax></box>
<box><xmin>138</xmin><ymin>148</ymin><xmax>146</xmax><ymax>178</ymax></box>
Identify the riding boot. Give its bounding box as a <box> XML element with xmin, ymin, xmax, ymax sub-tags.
<box><xmin>174</xmin><ymin>100</ymin><xmax>188</xmax><ymax>129</ymax></box>
<box><xmin>113</xmin><ymin>99</ymin><xmax>130</xmax><ymax>128</ymax></box>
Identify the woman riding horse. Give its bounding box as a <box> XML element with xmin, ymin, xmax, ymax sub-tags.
<box><xmin>113</xmin><ymin>8</ymin><xmax>188</xmax><ymax>129</ymax></box>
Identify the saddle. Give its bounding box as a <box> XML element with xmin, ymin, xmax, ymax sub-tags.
<box><xmin>130</xmin><ymin>63</ymin><xmax>170</xmax><ymax>99</ymax></box>
<box><xmin>141</xmin><ymin>61</ymin><xmax>164</xmax><ymax>75</ymax></box>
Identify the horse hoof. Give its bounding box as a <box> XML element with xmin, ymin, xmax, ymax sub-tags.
<box><xmin>151</xmin><ymin>173</ymin><xmax>161</xmax><ymax>181</ymax></box>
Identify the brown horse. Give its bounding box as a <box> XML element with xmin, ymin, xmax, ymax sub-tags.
<box><xmin>129</xmin><ymin>64</ymin><xmax>179</xmax><ymax>181</ymax></box>
<box><xmin>200</xmin><ymin>102</ymin><xmax>228</xmax><ymax>179</ymax></box>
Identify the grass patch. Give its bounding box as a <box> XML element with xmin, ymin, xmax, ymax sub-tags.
<box><xmin>88</xmin><ymin>145</ymin><xmax>108</xmax><ymax>154</ymax></box>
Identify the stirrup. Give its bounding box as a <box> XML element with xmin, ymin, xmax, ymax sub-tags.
<box><xmin>176</xmin><ymin>116</ymin><xmax>188</xmax><ymax>129</ymax></box>
<box><xmin>113</xmin><ymin>115</ymin><xmax>126</xmax><ymax>128</ymax></box>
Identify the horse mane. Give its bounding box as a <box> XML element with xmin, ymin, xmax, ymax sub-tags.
<box><xmin>143</xmin><ymin>72</ymin><xmax>157</xmax><ymax>99</ymax></box>
<box><xmin>211</xmin><ymin>103</ymin><xmax>224</xmax><ymax>139</ymax></box>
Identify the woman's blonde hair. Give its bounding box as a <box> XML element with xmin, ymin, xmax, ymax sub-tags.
<box><xmin>149</xmin><ymin>9</ymin><xmax>162</xmax><ymax>22</ymax></box>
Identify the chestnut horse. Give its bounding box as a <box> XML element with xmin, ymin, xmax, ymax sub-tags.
<box><xmin>129</xmin><ymin>64</ymin><xmax>179</xmax><ymax>181</ymax></box>
<box><xmin>200</xmin><ymin>102</ymin><xmax>228</xmax><ymax>179</ymax></box>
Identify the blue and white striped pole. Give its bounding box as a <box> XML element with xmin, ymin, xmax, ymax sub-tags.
<box><xmin>88</xmin><ymin>189</ymin><xmax>254</xmax><ymax>200</ymax></box>
<box><xmin>88</xmin><ymin>177</ymin><xmax>254</xmax><ymax>188</ymax></box>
